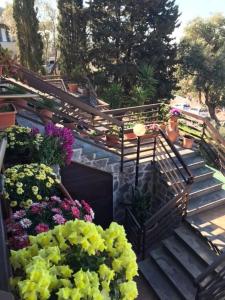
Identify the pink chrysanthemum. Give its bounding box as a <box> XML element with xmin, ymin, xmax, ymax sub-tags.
<box><xmin>20</xmin><ymin>218</ymin><xmax>32</xmax><ymax>229</ymax></box>
<box><xmin>53</xmin><ymin>214</ymin><xmax>66</xmax><ymax>224</ymax></box>
<box><xmin>71</xmin><ymin>207</ymin><xmax>80</xmax><ymax>219</ymax></box>
<box><xmin>84</xmin><ymin>214</ymin><xmax>93</xmax><ymax>222</ymax></box>
<box><xmin>13</xmin><ymin>210</ymin><xmax>26</xmax><ymax>219</ymax></box>
<box><xmin>35</xmin><ymin>223</ymin><xmax>49</xmax><ymax>234</ymax></box>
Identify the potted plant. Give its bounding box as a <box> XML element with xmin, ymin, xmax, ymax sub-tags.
<box><xmin>10</xmin><ymin>220</ymin><xmax>138</xmax><ymax>300</ymax></box>
<box><xmin>6</xmin><ymin>196</ymin><xmax>94</xmax><ymax>250</ymax></box>
<box><xmin>106</xmin><ymin>125</ymin><xmax>120</xmax><ymax>146</ymax></box>
<box><xmin>183</xmin><ymin>134</ymin><xmax>194</xmax><ymax>149</ymax></box>
<box><xmin>4</xmin><ymin>126</ymin><xmax>43</xmax><ymax>166</ymax></box>
<box><xmin>3</xmin><ymin>163</ymin><xmax>61</xmax><ymax>211</ymax></box>
<box><xmin>158</xmin><ymin>103</ymin><xmax>170</xmax><ymax>130</ymax></box>
<box><xmin>36</xmin><ymin>99</ymin><xmax>57</xmax><ymax>124</ymax></box>
<box><xmin>124</xmin><ymin>123</ymin><xmax>136</xmax><ymax>140</ymax></box>
<box><xmin>168</xmin><ymin>108</ymin><xmax>181</xmax><ymax>130</ymax></box>
<box><xmin>143</xmin><ymin>123</ymin><xmax>160</xmax><ymax>139</ymax></box>
<box><xmin>0</xmin><ymin>104</ymin><xmax>17</xmax><ymax>130</ymax></box>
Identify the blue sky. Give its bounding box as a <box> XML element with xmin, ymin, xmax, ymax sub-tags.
<box><xmin>175</xmin><ymin>0</ymin><xmax>225</xmax><ymax>38</ymax></box>
<box><xmin>1</xmin><ymin>0</ymin><xmax>225</xmax><ymax>39</ymax></box>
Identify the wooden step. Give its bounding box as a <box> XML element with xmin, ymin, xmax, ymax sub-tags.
<box><xmin>188</xmin><ymin>189</ymin><xmax>225</xmax><ymax>215</ymax></box>
<box><xmin>190</xmin><ymin>178</ymin><xmax>223</xmax><ymax>199</ymax></box>
<box><xmin>139</xmin><ymin>257</ymin><xmax>183</xmax><ymax>300</ymax></box>
<box><xmin>150</xmin><ymin>246</ymin><xmax>197</xmax><ymax>300</ymax></box>
<box><xmin>162</xmin><ymin>235</ymin><xmax>207</xmax><ymax>279</ymax></box>
<box><xmin>175</xmin><ymin>225</ymin><xmax>217</xmax><ymax>265</ymax></box>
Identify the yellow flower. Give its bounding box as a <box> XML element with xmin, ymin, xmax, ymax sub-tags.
<box><xmin>26</xmin><ymin>199</ymin><xmax>33</xmax><ymax>206</ymax></box>
<box><xmin>46</xmin><ymin>182</ymin><xmax>52</xmax><ymax>188</ymax></box>
<box><xmin>18</xmin><ymin>173</ymin><xmax>25</xmax><ymax>179</ymax></box>
<box><xmin>16</xmin><ymin>182</ymin><xmax>23</xmax><ymax>188</ymax></box>
<box><xmin>32</xmin><ymin>186</ymin><xmax>39</xmax><ymax>193</ymax></box>
<box><xmin>17</xmin><ymin>188</ymin><xmax>24</xmax><ymax>195</ymax></box>
<box><xmin>36</xmin><ymin>195</ymin><xmax>42</xmax><ymax>200</ymax></box>
<box><xmin>10</xmin><ymin>201</ymin><xmax>17</xmax><ymax>207</ymax></box>
<box><xmin>4</xmin><ymin>192</ymin><xmax>9</xmax><ymax>199</ymax></box>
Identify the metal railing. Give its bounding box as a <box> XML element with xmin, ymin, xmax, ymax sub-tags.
<box><xmin>179</xmin><ymin>109</ymin><xmax>225</xmax><ymax>174</ymax></box>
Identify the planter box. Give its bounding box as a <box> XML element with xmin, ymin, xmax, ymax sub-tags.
<box><xmin>0</xmin><ymin>104</ymin><xmax>16</xmax><ymax>130</ymax></box>
<box><xmin>106</xmin><ymin>134</ymin><xmax>119</xmax><ymax>146</ymax></box>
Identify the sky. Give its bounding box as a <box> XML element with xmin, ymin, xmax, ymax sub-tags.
<box><xmin>1</xmin><ymin>0</ymin><xmax>225</xmax><ymax>39</ymax></box>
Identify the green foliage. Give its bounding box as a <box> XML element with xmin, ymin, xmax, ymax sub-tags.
<box><xmin>131</xmin><ymin>188</ymin><xmax>152</xmax><ymax>224</ymax></box>
<box><xmin>101</xmin><ymin>83</ymin><xmax>124</xmax><ymax>108</ymax></box>
<box><xmin>178</xmin><ymin>14</ymin><xmax>225</xmax><ymax>122</ymax></box>
<box><xmin>158</xmin><ymin>103</ymin><xmax>170</xmax><ymax>121</ymax></box>
<box><xmin>13</xmin><ymin>0</ymin><xmax>43</xmax><ymax>72</ymax></box>
<box><xmin>86</xmin><ymin>0</ymin><xmax>179</xmax><ymax>103</ymax></box>
<box><xmin>58</xmin><ymin>0</ymin><xmax>87</xmax><ymax>79</ymax></box>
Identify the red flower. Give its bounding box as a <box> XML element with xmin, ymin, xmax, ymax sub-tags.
<box><xmin>71</xmin><ymin>207</ymin><xmax>80</xmax><ymax>219</ymax></box>
<box><xmin>35</xmin><ymin>223</ymin><xmax>49</xmax><ymax>234</ymax></box>
<box><xmin>31</xmin><ymin>204</ymin><xmax>42</xmax><ymax>214</ymax></box>
<box><xmin>81</xmin><ymin>200</ymin><xmax>91</xmax><ymax>213</ymax></box>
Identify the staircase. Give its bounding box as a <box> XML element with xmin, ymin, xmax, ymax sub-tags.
<box><xmin>139</xmin><ymin>222</ymin><xmax>219</xmax><ymax>300</ymax></box>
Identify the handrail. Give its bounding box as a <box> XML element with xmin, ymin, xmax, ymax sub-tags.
<box><xmin>159</xmin><ymin>129</ymin><xmax>194</xmax><ymax>183</ymax></box>
<box><xmin>104</xmin><ymin>103</ymin><xmax>160</xmax><ymax>115</ymax></box>
<box><xmin>1</xmin><ymin>64</ymin><xmax>123</xmax><ymax>127</ymax></box>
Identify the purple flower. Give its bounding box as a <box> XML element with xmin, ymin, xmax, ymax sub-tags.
<box><xmin>31</xmin><ymin>128</ymin><xmax>40</xmax><ymax>135</ymax></box>
<box><xmin>20</xmin><ymin>218</ymin><xmax>32</xmax><ymax>229</ymax></box>
<box><xmin>51</xmin><ymin>208</ymin><xmax>62</xmax><ymax>214</ymax></box>
<box><xmin>51</xmin><ymin>196</ymin><xmax>62</xmax><ymax>203</ymax></box>
<box><xmin>53</xmin><ymin>214</ymin><xmax>66</xmax><ymax>224</ymax></box>
<box><xmin>44</xmin><ymin>123</ymin><xmax>75</xmax><ymax>165</ymax></box>
<box><xmin>13</xmin><ymin>210</ymin><xmax>26</xmax><ymax>219</ymax></box>
<box><xmin>170</xmin><ymin>108</ymin><xmax>181</xmax><ymax>117</ymax></box>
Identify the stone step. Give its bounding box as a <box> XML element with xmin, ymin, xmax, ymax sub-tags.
<box><xmin>190</xmin><ymin>178</ymin><xmax>223</xmax><ymax>199</ymax></box>
<box><xmin>72</xmin><ymin>148</ymin><xmax>83</xmax><ymax>161</ymax></box>
<box><xmin>139</xmin><ymin>257</ymin><xmax>183</xmax><ymax>300</ymax></box>
<box><xmin>91</xmin><ymin>157</ymin><xmax>109</xmax><ymax>169</ymax></box>
<box><xmin>162</xmin><ymin>235</ymin><xmax>207</xmax><ymax>279</ymax></box>
<box><xmin>188</xmin><ymin>189</ymin><xmax>225</xmax><ymax>215</ymax></box>
<box><xmin>174</xmin><ymin>225</ymin><xmax>217</xmax><ymax>265</ymax></box>
<box><xmin>150</xmin><ymin>246</ymin><xmax>197</xmax><ymax>300</ymax></box>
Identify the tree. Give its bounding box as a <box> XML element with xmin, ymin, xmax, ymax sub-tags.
<box><xmin>58</xmin><ymin>0</ymin><xmax>87</xmax><ymax>79</ymax></box>
<box><xmin>89</xmin><ymin>0</ymin><xmax>179</xmax><ymax>103</ymax></box>
<box><xmin>13</xmin><ymin>0</ymin><xmax>43</xmax><ymax>71</ymax></box>
<box><xmin>178</xmin><ymin>14</ymin><xmax>225</xmax><ymax>123</ymax></box>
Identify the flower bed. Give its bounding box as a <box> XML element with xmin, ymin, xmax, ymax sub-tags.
<box><xmin>10</xmin><ymin>220</ymin><xmax>138</xmax><ymax>300</ymax></box>
<box><xmin>4</xmin><ymin>163</ymin><xmax>61</xmax><ymax>210</ymax></box>
<box><xmin>6</xmin><ymin>196</ymin><xmax>94</xmax><ymax>250</ymax></box>
<box><xmin>4</xmin><ymin>123</ymin><xmax>75</xmax><ymax>167</ymax></box>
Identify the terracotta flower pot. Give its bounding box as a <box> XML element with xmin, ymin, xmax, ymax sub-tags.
<box><xmin>39</xmin><ymin>109</ymin><xmax>53</xmax><ymax>124</ymax></box>
<box><xmin>142</xmin><ymin>133</ymin><xmax>158</xmax><ymax>139</ymax></box>
<box><xmin>170</xmin><ymin>115</ymin><xmax>179</xmax><ymax>122</ymax></box>
<box><xmin>166</xmin><ymin>128</ymin><xmax>179</xmax><ymax>143</ymax></box>
<box><xmin>125</xmin><ymin>132</ymin><xmax>136</xmax><ymax>140</ymax></box>
<box><xmin>106</xmin><ymin>134</ymin><xmax>119</xmax><ymax>146</ymax></box>
<box><xmin>168</xmin><ymin>120</ymin><xmax>178</xmax><ymax>131</ymax></box>
<box><xmin>183</xmin><ymin>135</ymin><xmax>194</xmax><ymax>149</ymax></box>
<box><xmin>0</xmin><ymin>104</ymin><xmax>17</xmax><ymax>130</ymax></box>
<box><xmin>68</xmin><ymin>83</ymin><xmax>78</xmax><ymax>93</ymax></box>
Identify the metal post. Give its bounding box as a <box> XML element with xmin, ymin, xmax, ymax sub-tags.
<box><xmin>135</xmin><ymin>136</ymin><xmax>141</xmax><ymax>187</ymax></box>
<box><xmin>120</xmin><ymin>124</ymin><xmax>124</xmax><ymax>172</ymax></box>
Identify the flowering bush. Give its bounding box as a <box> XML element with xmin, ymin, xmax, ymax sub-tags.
<box><xmin>33</xmin><ymin>123</ymin><xmax>75</xmax><ymax>166</ymax></box>
<box><xmin>10</xmin><ymin>220</ymin><xmax>138</xmax><ymax>300</ymax></box>
<box><xmin>145</xmin><ymin>123</ymin><xmax>160</xmax><ymax>134</ymax></box>
<box><xmin>4</xmin><ymin>163</ymin><xmax>60</xmax><ymax>210</ymax></box>
<box><xmin>170</xmin><ymin>108</ymin><xmax>181</xmax><ymax>118</ymax></box>
<box><xmin>5</xmin><ymin>125</ymin><xmax>43</xmax><ymax>154</ymax></box>
<box><xmin>6</xmin><ymin>196</ymin><xmax>94</xmax><ymax>250</ymax></box>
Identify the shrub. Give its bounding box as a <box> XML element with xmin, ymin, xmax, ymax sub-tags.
<box><xmin>4</xmin><ymin>163</ymin><xmax>60</xmax><ymax>210</ymax></box>
<box><xmin>10</xmin><ymin>220</ymin><xmax>138</xmax><ymax>300</ymax></box>
<box><xmin>6</xmin><ymin>196</ymin><xmax>95</xmax><ymax>250</ymax></box>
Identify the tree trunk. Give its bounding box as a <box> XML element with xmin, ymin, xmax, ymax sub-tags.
<box><xmin>204</xmin><ymin>90</ymin><xmax>219</xmax><ymax>124</ymax></box>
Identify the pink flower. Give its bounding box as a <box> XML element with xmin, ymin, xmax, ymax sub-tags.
<box><xmin>71</xmin><ymin>207</ymin><xmax>80</xmax><ymax>219</ymax></box>
<box><xmin>20</xmin><ymin>218</ymin><xmax>32</xmax><ymax>229</ymax></box>
<box><xmin>13</xmin><ymin>210</ymin><xmax>26</xmax><ymax>219</ymax></box>
<box><xmin>53</xmin><ymin>214</ymin><xmax>66</xmax><ymax>224</ymax></box>
<box><xmin>31</xmin><ymin>204</ymin><xmax>42</xmax><ymax>214</ymax></box>
<box><xmin>35</xmin><ymin>223</ymin><xmax>49</xmax><ymax>234</ymax></box>
<box><xmin>6</xmin><ymin>222</ymin><xmax>23</xmax><ymax>234</ymax></box>
<box><xmin>81</xmin><ymin>200</ymin><xmax>91</xmax><ymax>213</ymax></box>
<box><xmin>90</xmin><ymin>209</ymin><xmax>95</xmax><ymax>219</ymax></box>
<box><xmin>51</xmin><ymin>208</ymin><xmax>62</xmax><ymax>214</ymax></box>
<box><xmin>84</xmin><ymin>215</ymin><xmax>93</xmax><ymax>222</ymax></box>
<box><xmin>51</xmin><ymin>196</ymin><xmax>62</xmax><ymax>203</ymax></box>
<box><xmin>60</xmin><ymin>202</ymin><xmax>71</xmax><ymax>211</ymax></box>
